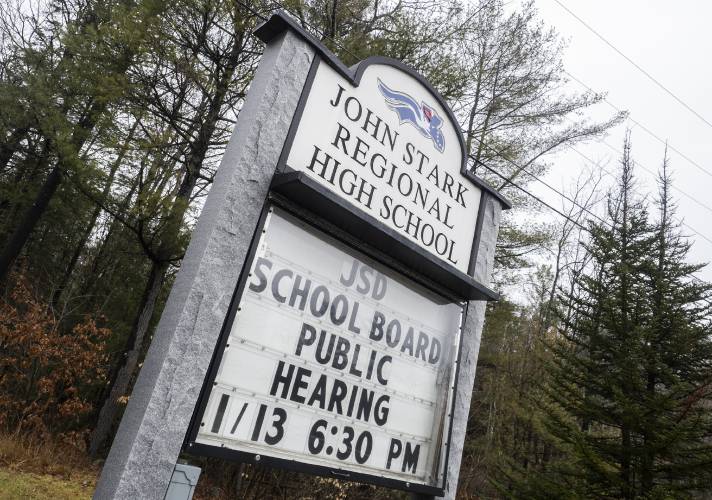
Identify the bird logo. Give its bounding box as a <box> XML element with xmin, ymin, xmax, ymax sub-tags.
<box><xmin>377</xmin><ymin>79</ymin><xmax>445</xmax><ymax>152</ymax></box>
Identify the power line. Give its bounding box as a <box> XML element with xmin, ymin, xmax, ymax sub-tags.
<box><xmin>279</xmin><ymin>1</ymin><xmax>712</xmax><ymax>255</ymax></box>
<box><xmin>254</xmin><ymin>6</ymin><xmax>595</xmax><ymax>234</ymax></box>
<box><xmin>558</xmin><ymin>70</ymin><xmax>712</xmax><ymax>239</ymax></box>
<box><xmin>270</xmin><ymin>2</ymin><xmax>712</xmax><ymax>235</ymax></box>
<box><xmin>238</xmin><ymin>1</ymin><xmax>268</xmax><ymax>21</ymax></box>
<box><xmin>473</xmin><ymin>131</ymin><xmax>712</xmax><ymax>248</ymax></box>
<box><xmin>564</xmin><ymin>70</ymin><xmax>712</xmax><ymax>181</ymax></box>
<box><xmin>588</xmin><ymin>136</ymin><xmax>712</xmax><ymax>218</ymax></box>
<box><xmin>475</xmin><ymin>161</ymin><xmax>587</xmax><ymax>231</ymax></box>
<box><xmin>257</xmin><ymin>4</ymin><xmax>712</xmax><ymax>243</ymax></box>
<box><xmin>566</xmin><ymin>144</ymin><xmax>712</xmax><ymax>247</ymax></box>
<box><xmin>478</xmin><ymin>152</ymin><xmax>712</xmax><ymax>303</ymax></box>
<box><xmin>474</xmin><ymin>141</ymin><xmax>612</xmax><ymax>229</ymax></box>
<box><xmin>471</xmin><ymin>136</ymin><xmax>712</xmax><ymax>286</ymax></box>
<box><xmin>267</xmin><ymin>5</ymin><xmax>617</xmax><ymax>237</ymax></box>
<box><xmin>552</xmin><ymin>0</ymin><xmax>712</xmax><ymax>131</ymax></box>
<box><xmin>472</xmin><ymin>125</ymin><xmax>712</xmax><ymax>248</ymax></box>
<box><xmin>266</xmin><ymin>4</ymin><xmax>712</xmax><ymax>244</ymax></box>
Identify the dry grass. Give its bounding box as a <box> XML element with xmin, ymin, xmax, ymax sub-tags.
<box><xmin>0</xmin><ymin>469</ymin><xmax>94</xmax><ymax>499</ymax></box>
<box><xmin>0</xmin><ymin>432</ymin><xmax>98</xmax><ymax>494</ymax></box>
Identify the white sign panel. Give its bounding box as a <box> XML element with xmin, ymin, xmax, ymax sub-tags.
<box><xmin>285</xmin><ymin>61</ymin><xmax>481</xmax><ymax>274</ymax></box>
<box><xmin>195</xmin><ymin>207</ymin><xmax>463</xmax><ymax>489</ymax></box>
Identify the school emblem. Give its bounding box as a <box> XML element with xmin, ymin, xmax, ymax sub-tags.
<box><xmin>378</xmin><ymin>79</ymin><xmax>445</xmax><ymax>152</ymax></box>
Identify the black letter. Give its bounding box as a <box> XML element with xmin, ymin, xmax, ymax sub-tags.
<box><xmin>289</xmin><ymin>274</ymin><xmax>311</xmax><ymax>310</ymax></box>
<box><xmin>329</xmin><ymin>84</ymin><xmax>345</xmax><ymax>107</ymax></box>
<box><xmin>271</xmin><ymin>269</ymin><xmax>292</xmax><ymax>303</ymax></box>
<box><xmin>332</xmin><ymin>337</ymin><xmax>350</xmax><ymax>370</ymax></box>
<box><xmin>414</xmin><ymin>332</ymin><xmax>429</xmax><ymax>361</ymax></box>
<box><xmin>349</xmin><ymin>344</ymin><xmax>363</xmax><ymax>377</ymax></box>
<box><xmin>374</xmin><ymin>395</ymin><xmax>390</xmax><ymax>426</ymax></box>
<box><xmin>315</xmin><ymin>330</ymin><xmax>335</xmax><ymax>365</ymax></box>
<box><xmin>331</xmin><ymin>122</ymin><xmax>351</xmax><ymax>155</ymax></box>
<box><xmin>339</xmin><ymin>260</ymin><xmax>358</xmax><ymax>287</ymax></box>
<box><xmin>376</xmin><ymin>355</ymin><xmax>391</xmax><ymax>386</ymax></box>
<box><xmin>428</xmin><ymin>338</ymin><xmax>441</xmax><ymax>364</ymax></box>
<box><xmin>290</xmin><ymin>367</ymin><xmax>312</xmax><ymax>404</ymax></box>
<box><xmin>369</xmin><ymin>311</ymin><xmax>385</xmax><ymax>341</ymax></box>
<box><xmin>295</xmin><ymin>323</ymin><xmax>317</xmax><ymax>356</ymax></box>
<box><xmin>330</xmin><ymin>294</ymin><xmax>349</xmax><ymax>325</ymax></box>
<box><xmin>309</xmin><ymin>285</ymin><xmax>330</xmax><ymax>317</ymax></box>
<box><xmin>372</xmin><ymin>272</ymin><xmax>387</xmax><ymax>300</ymax></box>
<box><xmin>248</xmin><ymin>257</ymin><xmax>272</xmax><ymax>293</ymax></box>
<box><xmin>270</xmin><ymin>361</ymin><xmax>294</xmax><ymax>399</ymax></box>
<box><xmin>402</xmin><ymin>442</ymin><xmax>420</xmax><ymax>473</ymax></box>
<box><xmin>328</xmin><ymin>379</ymin><xmax>348</xmax><ymax>414</ymax></box>
<box><xmin>356</xmin><ymin>390</ymin><xmax>374</xmax><ymax>423</ymax></box>
<box><xmin>402</xmin><ymin>142</ymin><xmax>414</xmax><ymax>165</ymax></box>
<box><xmin>386</xmin><ymin>438</ymin><xmax>402</xmax><ymax>469</ymax></box>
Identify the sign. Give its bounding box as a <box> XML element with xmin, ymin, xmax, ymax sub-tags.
<box><xmin>284</xmin><ymin>60</ymin><xmax>482</xmax><ymax>275</ymax></box>
<box><xmin>96</xmin><ymin>14</ymin><xmax>506</xmax><ymax>500</ymax></box>
<box><xmin>193</xmin><ymin>207</ymin><xmax>463</xmax><ymax>490</ymax></box>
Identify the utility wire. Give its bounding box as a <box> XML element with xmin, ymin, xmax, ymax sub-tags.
<box><xmin>263</xmin><ymin>4</ymin><xmax>610</xmax><ymax>235</ymax></box>
<box><xmin>254</xmin><ymin>2</ymin><xmax>712</xmax><ymax>243</ymax></box>
<box><xmin>558</xmin><ymin>71</ymin><xmax>712</xmax><ymax>241</ymax></box>
<box><xmin>565</xmin><ymin>70</ymin><xmax>712</xmax><ymax>181</ymax></box>
<box><xmin>567</xmin><ymin>145</ymin><xmax>712</xmax><ymax>247</ymax></box>
<box><xmin>270</xmin><ymin>2</ymin><xmax>712</xmax><ymax>243</ymax></box>
<box><xmin>473</xmin><ymin>133</ymin><xmax>712</xmax><ymax>248</ymax></box>
<box><xmin>253</xmin><ymin>3</ymin><xmax>592</xmax><ymax>235</ymax></box>
<box><xmin>478</xmin><ymin>151</ymin><xmax>712</xmax><ymax>302</ymax></box>
<box><xmin>472</xmin><ymin>128</ymin><xmax>712</xmax><ymax>248</ymax></box>
<box><xmin>266</xmin><ymin>3</ymin><xmax>712</xmax><ymax>238</ymax></box>
<box><xmin>475</xmin><ymin>160</ymin><xmax>586</xmax><ymax>231</ymax></box>
<box><xmin>472</xmin><ymin>136</ymin><xmax>712</xmax><ymax>291</ymax></box>
<box><xmin>473</xmin><ymin>141</ymin><xmax>612</xmax><ymax>229</ymax></box>
<box><xmin>239</xmin><ymin>1</ymin><xmax>268</xmax><ymax>21</ymax></box>
<box><xmin>552</xmin><ymin>0</ymin><xmax>712</xmax><ymax>130</ymax></box>
<box><xmin>265</xmin><ymin>3</ymin><xmax>712</xmax><ymax>235</ymax></box>
<box><xmin>586</xmin><ymin>136</ymin><xmax>712</xmax><ymax>218</ymax></box>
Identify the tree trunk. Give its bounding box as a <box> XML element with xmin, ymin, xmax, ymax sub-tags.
<box><xmin>465</xmin><ymin>47</ymin><xmax>486</xmax><ymax>158</ymax></box>
<box><xmin>0</xmin><ymin>127</ymin><xmax>28</xmax><ymax>172</ymax></box>
<box><xmin>0</xmin><ymin>165</ymin><xmax>62</xmax><ymax>282</ymax></box>
<box><xmin>0</xmin><ymin>96</ymin><xmax>110</xmax><ymax>283</ymax></box>
<box><xmin>621</xmin><ymin>425</ymin><xmax>632</xmax><ymax>499</ymax></box>
<box><xmin>88</xmin><ymin>260</ymin><xmax>168</xmax><ymax>457</ymax></box>
<box><xmin>0</xmin><ymin>139</ymin><xmax>49</xmax><ymax>238</ymax></box>
<box><xmin>51</xmin><ymin>119</ymin><xmax>140</xmax><ymax>308</ymax></box>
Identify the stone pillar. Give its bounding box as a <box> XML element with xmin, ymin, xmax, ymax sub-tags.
<box><xmin>93</xmin><ymin>30</ymin><xmax>315</xmax><ymax>500</ymax></box>
<box><xmin>443</xmin><ymin>192</ymin><xmax>502</xmax><ymax>500</ymax></box>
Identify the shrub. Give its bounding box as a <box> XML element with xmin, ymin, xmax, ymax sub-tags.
<box><xmin>0</xmin><ymin>272</ymin><xmax>110</xmax><ymax>444</ymax></box>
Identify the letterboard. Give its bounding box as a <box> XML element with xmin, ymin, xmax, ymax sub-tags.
<box><xmin>193</xmin><ymin>207</ymin><xmax>463</xmax><ymax>490</ymax></box>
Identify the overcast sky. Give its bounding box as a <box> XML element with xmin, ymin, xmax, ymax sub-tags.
<box><xmin>516</xmin><ymin>0</ymin><xmax>712</xmax><ymax>282</ymax></box>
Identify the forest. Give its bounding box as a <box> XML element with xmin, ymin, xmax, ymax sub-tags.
<box><xmin>0</xmin><ymin>0</ymin><xmax>710</xmax><ymax>498</ymax></box>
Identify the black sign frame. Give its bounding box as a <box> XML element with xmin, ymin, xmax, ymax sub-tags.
<box><xmin>185</xmin><ymin>199</ymin><xmax>467</xmax><ymax>496</ymax></box>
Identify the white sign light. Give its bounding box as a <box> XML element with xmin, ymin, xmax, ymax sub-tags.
<box><xmin>285</xmin><ymin>61</ymin><xmax>481</xmax><ymax>275</ymax></box>
<box><xmin>195</xmin><ymin>208</ymin><xmax>463</xmax><ymax>488</ymax></box>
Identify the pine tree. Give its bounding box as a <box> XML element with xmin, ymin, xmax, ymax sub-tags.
<box><xmin>638</xmin><ymin>150</ymin><xmax>712</xmax><ymax>495</ymax></box>
<box><xmin>519</xmin><ymin>137</ymin><xmax>712</xmax><ymax>499</ymax></box>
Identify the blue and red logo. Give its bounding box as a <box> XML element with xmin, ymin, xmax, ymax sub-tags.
<box><xmin>378</xmin><ymin>79</ymin><xmax>445</xmax><ymax>152</ymax></box>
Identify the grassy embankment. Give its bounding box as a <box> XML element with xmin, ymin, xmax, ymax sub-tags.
<box><xmin>0</xmin><ymin>433</ymin><xmax>97</xmax><ymax>499</ymax></box>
